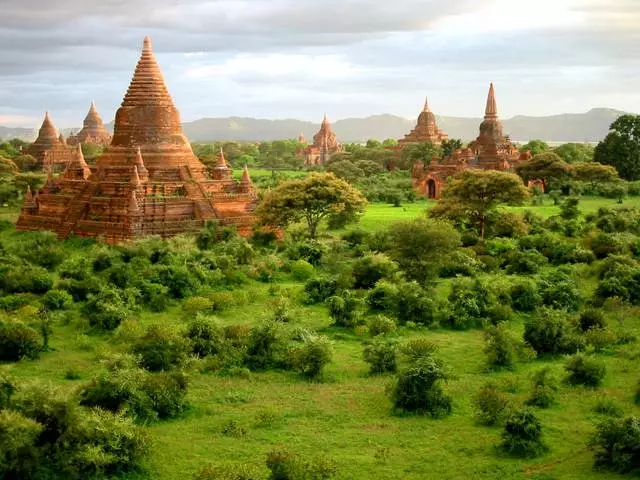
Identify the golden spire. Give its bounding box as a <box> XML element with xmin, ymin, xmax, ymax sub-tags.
<box><xmin>423</xmin><ymin>96</ymin><xmax>430</xmax><ymax>112</ymax></box>
<box><xmin>216</xmin><ymin>147</ymin><xmax>229</xmax><ymax>169</ymax></box>
<box><xmin>485</xmin><ymin>83</ymin><xmax>498</xmax><ymax>119</ymax></box>
<box><xmin>241</xmin><ymin>164</ymin><xmax>253</xmax><ymax>185</ymax></box>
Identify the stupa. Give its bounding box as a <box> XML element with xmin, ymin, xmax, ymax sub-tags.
<box><xmin>26</xmin><ymin>112</ymin><xmax>75</xmax><ymax>169</ymax></box>
<box><xmin>17</xmin><ymin>36</ymin><xmax>258</xmax><ymax>242</ymax></box>
<box><xmin>301</xmin><ymin>114</ymin><xmax>342</xmax><ymax>165</ymax></box>
<box><xmin>398</xmin><ymin>97</ymin><xmax>449</xmax><ymax>146</ymax></box>
<box><xmin>67</xmin><ymin>102</ymin><xmax>113</xmax><ymax>146</ymax></box>
<box><xmin>412</xmin><ymin>84</ymin><xmax>529</xmax><ymax>199</ymax></box>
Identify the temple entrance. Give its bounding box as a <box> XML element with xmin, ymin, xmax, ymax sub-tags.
<box><xmin>426</xmin><ymin>179</ymin><xmax>437</xmax><ymax>199</ymax></box>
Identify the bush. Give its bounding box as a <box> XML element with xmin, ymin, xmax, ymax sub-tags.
<box><xmin>590</xmin><ymin>232</ymin><xmax>629</xmax><ymax>259</ymax></box>
<box><xmin>473</xmin><ymin>382</ymin><xmax>510</xmax><ymax>426</ymax></box>
<box><xmin>185</xmin><ymin>316</ymin><xmax>225</xmax><ymax>358</ymax></box>
<box><xmin>352</xmin><ymin>253</ymin><xmax>398</xmax><ymax>289</ymax></box>
<box><xmin>593</xmin><ymin>397</ymin><xmax>624</xmax><ymax>417</ymax></box>
<box><xmin>245</xmin><ymin>322</ymin><xmax>288</xmax><ymax>370</ymax></box>
<box><xmin>132</xmin><ymin>325</ymin><xmax>190</xmax><ymax>372</ymax></box>
<box><xmin>538</xmin><ymin>269</ymin><xmax>582</xmax><ymax>311</ymax></box>
<box><xmin>505</xmin><ymin>250</ymin><xmax>548</xmax><ymax>275</ymax></box>
<box><xmin>366</xmin><ymin>280</ymin><xmax>399</xmax><ymax>312</ymax></box>
<box><xmin>183</xmin><ymin>296</ymin><xmax>214</xmax><ymax>317</ymax></box>
<box><xmin>0</xmin><ymin>375</ymin><xmax>16</xmax><ymax>409</ymax></box>
<box><xmin>368</xmin><ymin>315</ymin><xmax>397</xmax><ymax>336</ymax></box>
<box><xmin>363</xmin><ymin>337</ymin><xmax>399</xmax><ymax>374</ymax></box>
<box><xmin>525</xmin><ymin>367</ymin><xmax>558</xmax><ymax>409</ymax></box>
<box><xmin>565</xmin><ymin>353</ymin><xmax>606</xmax><ymax>387</ymax></box>
<box><xmin>83</xmin><ymin>287</ymin><xmax>131</xmax><ymax>330</ymax></box>
<box><xmin>448</xmin><ymin>278</ymin><xmax>494</xmax><ymax>330</ymax></box>
<box><xmin>510</xmin><ymin>279</ymin><xmax>542</xmax><ymax>312</ymax></box>
<box><xmin>137</xmin><ymin>281</ymin><xmax>170</xmax><ymax>312</ymax></box>
<box><xmin>291</xmin><ymin>334</ymin><xmax>333</xmax><ymax>380</ymax></box>
<box><xmin>13</xmin><ymin>232</ymin><xmax>65</xmax><ymax>269</ymax></box>
<box><xmin>0</xmin><ymin>294</ymin><xmax>33</xmax><ymax>312</ymax></box>
<box><xmin>304</xmin><ymin>276</ymin><xmax>339</xmax><ymax>304</ymax></box>
<box><xmin>500</xmin><ymin>410</ymin><xmax>547</xmax><ymax>458</ymax></box>
<box><xmin>484</xmin><ymin>324</ymin><xmax>517</xmax><ymax>370</ymax></box>
<box><xmin>0</xmin><ymin>321</ymin><xmax>41</xmax><ymax>361</ymax></box>
<box><xmin>401</xmin><ymin>338</ymin><xmax>438</xmax><ymax>362</ymax></box>
<box><xmin>590</xmin><ymin>416</ymin><xmax>640</xmax><ymax>474</ymax></box>
<box><xmin>1</xmin><ymin>265</ymin><xmax>53</xmax><ymax>294</ymax></box>
<box><xmin>390</xmin><ymin>355</ymin><xmax>452</xmax><ymax>417</ymax></box>
<box><xmin>265</xmin><ymin>447</ymin><xmax>337</xmax><ymax>480</ymax></box>
<box><xmin>41</xmin><ymin>289</ymin><xmax>73</xmax><ymax>311</ymax></box>
<box><xmin>327</xmin><ymin>291</ymin><xmax>362</xmax><ymax>328</ymax></box>
<box><xmin>396</xmin><ymin>283</ymin><xmax>440</xmax><ymax>326</ymax></box>
<box><xmin>142</xmin><ymin>371</ymin><xmax>189</xmax><ymax>419</ymax></box>
<box><xmin>579</xmin><ymin>308</ymin><xmax>607</xmax><ymax>332</ymax></box>
<box><xmin>0</xmin><ymin>409</ymin><xmax>42</xmax><ymax>479</ymax></box>
<box><xmin>290</xmin><ymin>260</ymin><xmax>314</xmax><ymax>281</ymax></box>
<box><xmin>524</xmin><ymin>308</ymin><xmax>580</xmax><ymax>355</ymax></box>
<box><xmin>194</xmin><ymin>463</ymin><xmax>263</xmax><ymax>480</ymax></box>
<box><xmin>286</xmin><ymin>241</ymin><xmax>326</xmax><ymax>266</ymax></box>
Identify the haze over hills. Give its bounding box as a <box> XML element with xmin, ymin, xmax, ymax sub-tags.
<box><xmin>1</xmin><ymin>108</ymin><xmax>629</xmax><ymax>144</ymax></box>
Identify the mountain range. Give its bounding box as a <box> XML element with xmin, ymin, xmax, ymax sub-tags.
<box><xmin>0</xmin><ymin>108</ymin><xmax>629</xmax><ymax>144</ymax></box>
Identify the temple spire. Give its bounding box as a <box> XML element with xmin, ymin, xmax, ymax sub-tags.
<box><xmin>129</xmin><ymin>189</ymin><xmax>139</xmax><ymax>212</ymax></box>
<box><xmin>241</xmin><ymin>164</ymin><xmax>253</xmax><ymax>185</ymax></box>
<box><xmin>131</xmin><ymin>165</ymin><xmax>141</xmax><ymax>186</ymax></box>
<box><xmin>485</xmin><ymin>83</ymin><xmax>498</xmax><ymax>119</ymax></box>
<box><xmin>25</xmin><ymin>185</ymin><xmax>34</xmax><ymax>203</ymax></box>
<box><xmin>216</xmin><ymin>147</ymin><xmax>228</xmax><ymax>168</ymax></box>
<box><xmin>423</xmin><ymin>96</ymin><xmax>430</xmax><ymax>112</ymax></box>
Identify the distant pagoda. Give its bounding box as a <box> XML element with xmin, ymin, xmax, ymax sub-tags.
<box><xmin>67</xmin><ymin>102</ymin><xmax>112</xmax><ymax>146</ymax></box>
<box><xmin>399</xmin><ymin>97</ymin><xmax>449</xmax><ymax>146</ymax></box>
<box><xmin>26</xmin><ymin>112</ymin><xmax>75</xmax><ymax>169</ymax></box>
<box><xmin>17</xmin><ymin>36</ymin><xmax>258</xmax><ymax>242</ymax></box>
<box><xmin>301</xmin><ymin>114</ymin><xmax>342</xmax><ymax>165</ymax></box>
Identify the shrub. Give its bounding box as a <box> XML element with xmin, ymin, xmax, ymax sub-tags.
<box><xmin>510</xmin><ymin>279</ymin><xmax>542</xmax><ymax>312</ymax></box>
<box><xmin>194</xmin><ymin>463</ymin><xmax>263</xmax><ymax>480</ymax></box>
<box><xmin>500</xmin><ymin>410</ymin><xmax>547</xmax><ymax>458</ymax></box>
<box><xmin>525</xmin><ymin>367</ymin><xmax>559</xmax><ymax>409</ymax></box>
<box><xmin>590</xmin><ymin>416</ymin><xmax>640</xmax><ymax>474</ymax></box>
<box><xmin>13</xmin><ymin>232</ymin><xmax>65</xmax><ymax>269</ymax></box>
<box><xmin>208</xmin><ymin>291</ymin><xmax>237</xmax><ymax>312</ymax></box>
<box><xmin>505</xmin><ymin>250</ymin><xmax>548</xmax><ymax>275</ymax></box>
<box><xmin>0</xmin><ymin>409</ymin><xmax>42</xmax><ymax>479</ymax></box>
<box><xmin>593</xmin><ymin>397</ymin><xmax>624</xmax><ymax>417</ymax></box>
<box><xmin>579</xmin><ymin>308</ymin><xmax>607</xmax><ymax>332</ymax></box>
<box><xmin>363</xmin><ymin>337</ymin><xmax>399</xmax><ymax>374</ymax></box>
<box><xmin>538</xmin><ymin>269</ymin><xmax>582</xmax><ymax>311</ymax></box>
<box><xmin>401</xmin><ymin>338</ymin><xmax>438</xmax><ymax>362</ymax></box>
<box><xmin>366</xmin><ymin>280</ymin><xmax>399</xmax><ymax>312</ymax></box>
<box><xmin>290</xmin><ymin>260</ymin><xmax>314</xmax><ymax>281</ymax></box>
<box><xmin>265</xmin><ymin>447</ymin><xmax>337</xmax><ymax>480</ymax></box>
<box><xmin>565</xmin><ymin>353</ymin><xmax>606</xmax><ymax>387</ymax></box>
<box><xmin>151</xmin><ymin>263</ymin><xmax>198</xmax><ymax>299</ymax></box>
<box><xmin>368</xmin><ymin>315</ymin><xmax>397</xmax><ymax>336</ymax></box>
<box><xmin>352</xmin><ymin>253</ymin><xmax>398</xmax><ymax>289</ymax></box>
<box><xmin>524</xmin><ymin>308</ymin><xmax>579</xmax><ymax>355</ymax></box>
<box><xmin>448</xmin><ymin>278</ymin><xmax>494</xmax><ymax>330</ymax></box>
<box><xmin>286</xmin><ymin>241</ymin><xmax>326</xmax><ymax>266</ymax></box>
<box><xmin>590</xmin><ymin>232</ymin><xmax>629</xmax><ymax>258</ymax></box>
<box><xmin>132</xmin><ymin>325</ymin><xmax>190</xmax><ymax>372</ymax></box>
<box><xmin>83</xmin><ymin>287</ymin><xmax>131</xmax><ymax>331</ymax></box>
<box><xmin>142</xmin><ymin>371</ymin><xmax>189</xmax><ymax>419</ymax></box>
<box><xmin>396</xmin><ymin>283</ymin><xmax>440</xmax><ymax>326</ymax></box>
<box><xmin>304</xmin><ymin>276</ymin><xmax>339</xmax><ymax>304</ymax></box>
<box><xmin>183</xmin><ymin>296</ymin><xmax>214</xmax><ymax>317</ymax></box>
<box><xmin>584</xmin><ymin>327</ymin><xmax>617</xmax><ymax>353</ymax></box>
<box><xmin>186</xmin><ymin>316</ymin><xmax>225</xmax><ymax>358</ymax></box>
<box><xmin>0</xmin><ymin>375</ymin><xmax>16</xmax><ymax>409</ymax></box>
<box><xmin>327</xmin><ymin>291</ymin><xmax>362</xmax><ymax>328</ymax></box>
<box><xmin>390</xmin><ymin>355</ymin><xmax>452</xmax><ymax>417</ymax></box>
<box><xmin>0</xmin><ymin>321</ymin><xmax>41</xmax><ymax>361</ymax></box>
<box><xmin>0</xmin><ymin>294</ymin><xmax>33</xmax><ymax>312</ymax></box>
<box><xmin>245</xmin><ymin>321</ymin><xmax>288</xmax><ymax>370</ymax></box>
<box><xmin>473</xmin><ymin>382</ymin><xmax>510</xmax><ymax>426</ymax></box>
<box><xmin>137</xmin><ymin>281</ymin><xmax>170</xmax><ymax>312</ymax></box>
<box><xmin>291</xmin><ymin>334</ymin><xmax>333</xmax><ymax>380</ymax></box>
<box><xmin>41</xmin><ymin>289</ymin><xmax>73</xmax><ymax>311</ymax></box>
<box><xmin>484</xmin><ymin>324</ymin><xmax>517</xmax><ymax>370</ymax></box>
<box><xmin>1</xmin><ymin>265</ymin><xmax>53</xmax><ymax>294</ymax></box>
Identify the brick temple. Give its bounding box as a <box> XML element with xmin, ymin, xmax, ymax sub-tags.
<box><xmin>412</xmin><ymin>83</ymin><xmax>531</xmax><ymax>198</ymax></box>
<box><xmin>68</xmin><ymin>102</ymin><xmax>112</xmax><ymax>146</ymax></box>
<box><xmin>25</xmin><ymin>112</ymin><xmax>75</xmax><ymax>169</ymax></box>
<box><xmin>301</xmin><ymin>114</ymin><xmax>343</xmax><ymax>165</ymax></box>
<box><xmin>17</xmin><ymin>36</ymin><xmax>258</xmax><ymax>242</ymax></box>
<box><xmin>399</xmin><ymin>97</ymin><xmax>449</xmax><ymax>146</ymax></box>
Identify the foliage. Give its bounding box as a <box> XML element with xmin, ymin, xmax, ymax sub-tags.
<box><xmin>265</xmin><ymin>447</ymin><xmax>337</xmax><ymax>480</ymax></box>
<box><xmin>304</xmin><ymin>276</ymin><xmax>339</xmax><ymax>304</ymax></box>
<box><xmin>590</xmin><ymin>416</ymin><xmax>640</xmax><ymax>474</ymax></box>
<box><xmin>520</xmin><ymin>140</ymin><xmax>550</xmax><ymax>156</ymax></box>
<box><xmin>185</xmin><ymin>316</ymin><xmax>225</xmax><ymax>358</ymax></box>
<box><xmin>553</xmin><ymin>143</ymin><xmax>595</xmax><ymax>164</ymax></box>
<box><xmin>430</xmin><ymin>170</ymin><xmax>528</xmax><ymax>237</ymax></box>
<box><xmin>523</xmin><ymin>308</ymin><xmax>579</xmax><ymax>355</ymax></box>
<box><xmin>291</xmin><ymin>333</ymin><xmax>333</xmax><ymax>380</ymax></box>
<box><xmin>327</xmin><ymin>291</ymin><xmax>362</xmax><ymax>328</ymax></box>
<box><xmin>363</xmin><ymin>337</ymin><xmax>399</xmax><ymax>374</ymax></box>
<box><xmin>256</xmin><ymin>173</ymin><xmax>367</xmax><ymax>238</ymax></box>
<box><xmin>594</xmin><ymin>114</ymin><xmax>640</xmax><ymax>180</ymax></box>
<box><xmin>351</xmin><ymin>253</ymin><xmax>398</xmax><ymax>289</ymax></box>
<box><xmin>500</xmin><ymin>410</ymin><xmax>547</xmax><ymax>458</ymax></box>
<box><xmin>367</xmin><ymin>315</ymin><xmax>397</xmax><ymax>336</ymax></box>
<box><xmin>516</xmin><ymin>152</ymin><xmax>572</xmax><ymax>192</ymax></box>
<box><xmin>82</xmin><ymin>287</ymin><xmax>131</xmax><ymax>331</ymax></box>
<box><xmin>565</xmin><ymin>353</ymin><xmax>606</xmax><ymax>387</ymax></box>
<box><xmin>390</xmin><ymin>355</ymin><xmax>452</xmax><ymax>417</ymax></box>
<box><xmin>573</xmin><ymin>162</ymin><xmax>619</xmax><ymax>188</ymax></box>
<box><xmin>132</xmin><ymin>324</ymin><xmax>191</xmax><ymax>372</ymax></box>
<box><xmin>0</xmin><ymin>321</ymin><xmax>41</xmax><ymax>361</ymax></box>
<box><xmin>484</xmin><ymin>324</ymin><xmax>517</xmax><ymax>370</ymax></box>
<box><xmin>510</xmin><ymin>279</ymin><xmax>542</xmax><ymax>312</ymax></box>
<box><xmin>473</xmin><ymin>382</ymin><xmax>510</xmax><ymax>426</ymax></box>
<box><xmin>579</xmin><ymin>308</ymin><xmax>607</xmax><ymax>332</ymax></box>
<box><xmin>526</xmin><ymin>367</ymin><xmax>559</xmax><ymax>409</ymax></box>
<box><xmin>41</xmin><ymin>289</ymin><xmax>73</xmax><ymax>311</ymax></box>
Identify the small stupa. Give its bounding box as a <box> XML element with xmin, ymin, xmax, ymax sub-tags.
<box><xmin>67</xmin><ymin>102</ymin><xmax>112</xmax><ymax>146</ymax></box>
<box><xmin>26</xmin><ymin>112</ymin><xmax>75</xmax><ymax>169</ymax></box>
<box><xmin>398</xmin><ymin>97</ymin><xmax>449</xmax><ymax>146</ymax></box>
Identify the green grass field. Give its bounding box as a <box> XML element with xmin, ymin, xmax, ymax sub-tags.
<box><xmin>2</xmin><ymin>195</ymin><xmax>640</xmax><ymax>479</ymax></box>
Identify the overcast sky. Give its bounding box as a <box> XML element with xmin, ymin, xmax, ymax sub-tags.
<box><xmin>0</xmin><ymin>0</ymin><xmax>638</xmax><ymax>128</ymax></box>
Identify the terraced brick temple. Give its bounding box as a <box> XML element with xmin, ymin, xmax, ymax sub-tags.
<box><xmin>67</xmin><ymin>102</ymin><xmax>113</xmax><ymax>146</ymax></box>
<box><xmin>17</xmin><ymin>36</ymin><xmax>258</xmax><ymax>242</ymax></box>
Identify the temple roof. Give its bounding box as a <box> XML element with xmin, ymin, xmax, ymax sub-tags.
<box><xmin>216</xmin><ymin>148</ymin><xmax>229</xmax><ymax>169</ymax></box>
<box><xmin>485</xmin><ymin>83</ymin><xmax>498</xmax><ymax>119</ymax></box>
<box><xmin>241</xmin><ymin>164</ymin><xmax>253</xmax><ymax>185</ymax></box>
<box><xmin>83</xmin><ymin>101</ymin><xmax>104</xmax><ymax>128</ymax></box>
<box><xmin>121</xmin><ymin>36</ymin><xmax>174</xmax><ymax>108</ymax></box>
<box><xmin>34</xmin><ymin>112</ymin><xmax>59</xmax><ymax>145</ymax></box>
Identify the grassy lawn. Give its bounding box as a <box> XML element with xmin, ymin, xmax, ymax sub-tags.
<box><xmin>2</xmin><ymin>194</ymin><xmax>640</xmax><ymax>479</ymax></box>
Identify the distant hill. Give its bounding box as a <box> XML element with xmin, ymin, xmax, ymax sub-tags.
<box><xmin>1</xmin><ymin>108</ymin><xmax>631</xmax><ymax>144</ymax></box>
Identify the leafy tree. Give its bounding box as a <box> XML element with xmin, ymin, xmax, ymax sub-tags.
<box><xmin>80</xmin><ymin>143</ymin><xmax>104</xmax><ymax>163</ymax></box>
<box><xmin>594</xmin><ymin>115</ymin><xmax>640</xmax><ymax>180</ymax></box>
<box><xmin>386</xmin><ymin>218</ymin><xmax>461</xmax><ymax>283</ymax></box>
<box><xmin>441</xmin><ymin>138</ymin><xmax>463</xmax><ymax>157</ymax></box>
<box><xmin>430</xmin><ymin>170</ymin><xmax>528</xmax><ymax>238</ymax></box>
<box><xmin>12</xmin><ymin>154</ymin><xmax>39</xmax><ymax>172</ymax></box>
<box><xmin>554</xmin><ymin>143</ymin><xmax>595</xmax><ymax>164</ymax></box>
<box><xmin>573</xmin><ymin>162</ymin><xmax>619</xmax><ymax>189</ymax></box>
<box><xmin>256</xmin><ymin>173</ymin><xmax>367</xmax><ymax>238</ymax></box>
<box><xmin>399</xmin><ymin>142</ymin><xmax>442</xmax><ymax>170</ymax></box>
<box><xmin>382</xmin><ymin>138</ymin><xmax>398</xmax><ymax>148</ymax></box>
<box><xmin>500</xmin><ymin>410</ymin><xmax>547</xmax><ymax>457</ymax></box>
<box><xmin>520</xmin><ymin>140</ymin><xmax>550</xmax><ymax>156</ymax></box>
<box><xmin>515</xmin><ymin>152</ymin><xmax>572</xmax><ymax>192</ymax></box>
<box><xmin>366</xmin><ymin>139</ymin><xmax>381</xmax><ymax>149</ymax></box>
<box><xmin>326</xmin><ymin>160</ymin><xmax>364</xmax><ymax>183</ymax></box>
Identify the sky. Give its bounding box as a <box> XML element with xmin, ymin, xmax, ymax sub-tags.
<box><xmin>0</xmin><ymin>0</ymin><xmax>638</xmax><ymax>128</ymax></box>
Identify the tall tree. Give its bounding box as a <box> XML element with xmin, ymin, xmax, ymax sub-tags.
<box><xmin>573</xmin><ymin>162</ymin><xmax>619</xmax><ymax>190</ymax></box>
<box><xmin>430</xmin><ymin>170</ymin><xmax>528</xmax><ymax>238</ymax></box>
<box><xmin>520</xmin><ymin>140</ymin><xmax>550</xmax><ymax>156</ymax></box>
<box><xmin>553</xmin><ymin>143</ymin><xmax>595</xmax><ymax>164</ymax></box>
<box><xmin>399</xmin><ymin>142</ymin><xmax>443</xmax><ymax>170</ymax></box>
<box><xmin>594</xmin><ymin>115</ymin><xmax>640</xmax><ymax>180</ymax></box>
<box><xmin>256</xmin><ymin>173</ymin><xmax>367</xmax><ymax>238</ymax></box>
<box><xmin>441</xmin><ymin>139</ymin><xmax>463</xmax><ymax>158</ymax></box>
<box><xmin>515</xmin><ymin>152</ymin><xmax>572</xmax><ymax>193</ymax></box>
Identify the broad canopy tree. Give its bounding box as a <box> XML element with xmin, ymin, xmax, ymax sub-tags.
<box><xmin>572</xmin><ymin>162</ymin><xmax>619</xmax><ymax>189</ymax></box>
<box><xmin>430</xmin><ymin>170</ymin><xmax>529</xmax><ymax>238</ymax></box>
<box><xmin>520</xmin><ymin>140</ymin><xmax>550</xmax><ymax>156</ymax></box>
<box><xmin>256</xmin><ymin>173</ymin><xmax>368</xmax><ymax>238</ymax></box>
<box><xmin>594</xmin><ymin>114</ymin><xmax>640</xmax><ymax>180</ymax></box>
<box><xmin>515</xmin><ymin>152</ymin><xmax>572</xmax><ymax>193</ymax></box>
